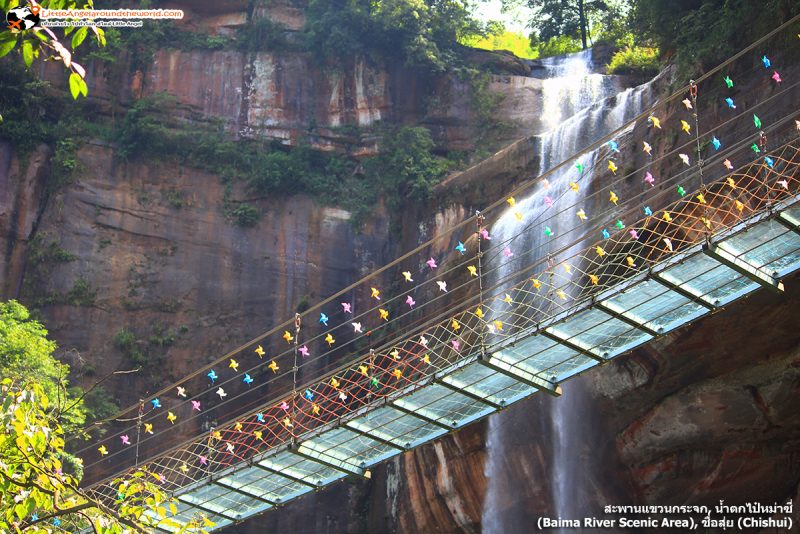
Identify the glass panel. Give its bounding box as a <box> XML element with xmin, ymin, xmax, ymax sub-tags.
<box><xmin>492</xmin><ymin>334</ymin><xmax>595</xmax><ymax>382</ymax></box>
<box><xmin>546</xmin><ymin>307</ymin><xmax>652</xmax><ymax>358</ymax></box>
<box><xmin>178</xmin><ymin>484</ymin><xmax>248</xmax><ymax>519</ymax></box>
<box><xmin>499</xmin><ymin>334</ymin><xmax>576</xmax><ymax>371</ymax></box>
<box><xmin>166</xmin><ymin>498</ymin><xmax>232</xmax><ymax>530</ymax></box>
<box><xmin>393</xmin><ymin>383</ymin><xmax>494</xmax><ymax>428</ymax></box>
<box><xmin>179</xmin><ymin>482</ymin><xmax>273</xmax><ymax>521</ymax></box>
<box><xmin>603</xmin><ymin>279</ymin><xmax>708</xmax><ymax>333</ymax></box>
<box><xmin>661</xmin><ymin>254</ymin><xmax>758</xmax><ymax>306</ymax></box>
<box><xmin>782</xmin><ymin>205</ymin><xmax>800</xmax><ymax>225</ymax></box>
<box><xmin>216</xmin><ymin>464</ymin><xmax>312</xmax><ymax>503</ymax></box>
<box><xmin>720</xmin><ymin>220</ymin><xmax>800</xmax><ymax>278</ymax></box>
<box><xmin>346</xmin><ymin>405</ymin><xmax>446</xmax><ymax>449</ymax></box>
<box><xmin>155</xmin><ymin>501</ymin><xmax>233</xmax><ymax>532</ymax></box>
<box><xmin>442</xmin><ymin>361</ymin><xmax>536</xmax><ymax>406</ymax></box>
<box><xmin>259</xmin><ymin>449</ymin><xmax>343</xmax><ymax>487</ymax></box>
<box><xmin>301</xmin><ymin>427</ymin><xmax>398</xmax><ymax>469</ymax></box>
<box><xmin>545</xmin><ymin>354</ymin><xmax>598</xmax><ymax>382</ymax></box>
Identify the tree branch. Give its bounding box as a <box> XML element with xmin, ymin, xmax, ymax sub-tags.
<box><xmin>24</xmin><ymin>501</ymin><xmax>94</xmax><ymax>529</ymax></box>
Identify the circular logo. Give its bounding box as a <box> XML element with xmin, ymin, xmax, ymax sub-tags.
<box><xmin>6</xmin><ymin>6</ymin><xmax>40</xmax><ymax>31</ymax></box>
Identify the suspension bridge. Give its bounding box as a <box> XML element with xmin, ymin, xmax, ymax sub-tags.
<box><xmin>73</xmin><ymin>20</ymin><xmax>800</xmax><ymax>533</ymax></box>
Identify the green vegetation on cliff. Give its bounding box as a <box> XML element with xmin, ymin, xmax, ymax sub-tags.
<box><xmin>118</xmin><ymin>92</ymin><xmax>453</xmax><ymax>226</ymax></box>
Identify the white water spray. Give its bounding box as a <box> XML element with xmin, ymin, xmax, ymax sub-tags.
<box><xmin>482</xmin><ymin>50</ymin><xmax>655</xmax><ymax>532</ymax></box>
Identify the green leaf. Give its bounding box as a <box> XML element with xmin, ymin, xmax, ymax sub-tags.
<box><xmin>21</xmin><ymin>40</ymin><xmax>33</xmax><ymax>68</ymax></box>
<box><xmin>69</xmin><ymin>72</ymin><xmax>82</xmax><ymax>100</ymax></box>
<box><xmin>0</xmin><ymin>32</ymin><xmax>16</xmax><ymax>59</ymax></box>
<box><xmin>72</xmin><ymin>27</ymin><xmax>88</xmax><ymax>49</ymax></box>
<box><xmin>68</xmin><ymin>73</ymin><xmax>88</xmax><ymax>99</ymax></box>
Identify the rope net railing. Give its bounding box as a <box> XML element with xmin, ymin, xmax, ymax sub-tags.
<box><xmin>82</xmin><ymin>132</ymin><xmax>800</xmax><ymax>506</ymax></box>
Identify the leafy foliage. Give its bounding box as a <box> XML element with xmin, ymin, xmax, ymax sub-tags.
<box><xmin>0</xmin><ymin>300</ymin><xmax>85</xmax><ymax>433</ymax></box>
<box><xmin>65</xmin><ymin>278</ymin><xmax>97</xmax><ymax>307</ymax></box>
<box><xmin>363</xmin><ymin>126</ymin><xmax>451</xmax><ymax>208</ymax></box>
<box><xmin>0</xmin><ymin>379</ymin><xmax>206</xmax><ymax>532</ymax></box>
<box><xmin>606</xmin><ymin>45</ymin><xmax>660</xmax><ymax>75</ymax></box>
<box><xmin>532</xmin><ymin>34</ymin><xmax>583</xmax><ymax>57</ymax></box>
<box><xmin>461</xmin><ymin>26</ymin><xmax>539</xmax><ymax>59</ymax></box>
<box><xmin>0</xmin><ymin>64</ymin><xmax>59</xmax><ymax>152</ymax></box>
<box><xmin>114</xmin><ymin>328</ymin><xmax>146</xmax><ymax>366</ymax></box>
<box><xmin>0</xmin><ymin>0</ymin><xmax>106</xmax><ymax>99</ymax></box>
<box><xmin>632</xmin><ymin>0</ymin><xmax>800</xmax><ymax>77</ymax></box>
<box><xmin>526</xmin><ymin>0</ymin><xmax>612</xmax><ymax>49</ymax></box>
<box><xmin>237</xmin><ymin>17</ymin><xmax>289</xmax><ymax>52</ymax></box>
<box><xmin>305</xmin><ymin>0</ymin><xmax>482</xmax><ymax>70</ymax></box>
<box><xmin>228</xmin><ymin>203</ymin><xmax>260</xmax><ymax>227</ymax></box>
<box><xmin>116</xmin><ymin>94</ymin><xmax>451</xmax><ymax>228</ymax></box>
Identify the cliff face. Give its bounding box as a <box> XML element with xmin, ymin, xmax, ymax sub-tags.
<box><xmin>1</xmin><ymin>140</ymin><xmax>398</xmax><ymax>405</ymax></box>
<box><xmin>48</xmin><ymin>0</ymin><xmax>534</xmax><ymax>156</ymax></box>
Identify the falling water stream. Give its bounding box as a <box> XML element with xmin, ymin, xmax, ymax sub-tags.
<box><xmin>481</xmin><ymin>49</ymin><xmax>655</xmax><ymax>532</ymax></box>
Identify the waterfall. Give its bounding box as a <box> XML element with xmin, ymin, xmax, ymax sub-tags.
<box><xmin>482</xmin><ymin>50</ymin><xmax>655</xmax><ymax>532</ymax></box>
